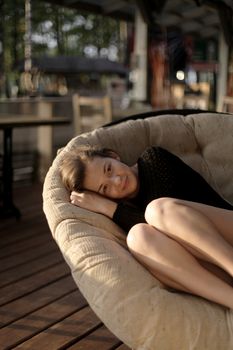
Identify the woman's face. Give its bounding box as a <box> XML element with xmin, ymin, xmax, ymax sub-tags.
<box><xmin>83</xmin><ymin>156</ymin><xmax>139</xmax><ymax>199</ymax></box>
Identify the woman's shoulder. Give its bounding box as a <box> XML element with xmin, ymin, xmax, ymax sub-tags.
<box><xmin>139</xmin><ymin>146</ymin><xmax>185</xmax><ymax>175</ymax></box>
<box><xmin>140</xmin><ymin>146</ymin><xmax>173</xmax><ymax>161</ymax></box>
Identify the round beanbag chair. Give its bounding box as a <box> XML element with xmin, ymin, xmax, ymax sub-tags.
<box><xmin>43</xmin><ymin>111</ymin><xmax>233</xmax><ymax>350</ymax></box>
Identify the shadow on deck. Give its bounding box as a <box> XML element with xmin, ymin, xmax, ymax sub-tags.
<box><xmin>0</xmin><ymin>182</ymin><xmax>130</xmax><ymax>350</ymax></box>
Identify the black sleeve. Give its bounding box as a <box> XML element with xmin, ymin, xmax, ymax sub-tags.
<box><xmin>154</xmin><ymin>147</ymin><xmax>233</xmax><ymax>210</ymax></box>
<box><xmin>112</xmin><ymin>202</ymin><xmax>146</xmax><ymax>233</ymax></box>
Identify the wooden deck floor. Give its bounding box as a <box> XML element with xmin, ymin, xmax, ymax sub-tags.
<box><xmin>0</xmin><ymin>183</ymin><xmax>130</xmax><ymax>350</ymax></box>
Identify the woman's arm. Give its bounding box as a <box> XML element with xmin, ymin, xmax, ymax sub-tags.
<box><xmin>70</xmin><ymin>190</ymin><xmax>117</xmax><ymax>218</ymax></box>
<box><xmin>113</xmin><ymin>202</ymin><xmax>146</xmax><ymax>232</ymax></box>
<box><xmin>70</xmin><ymin>191</ymin><xmax>146</xmax><ymax>232</ymax></box>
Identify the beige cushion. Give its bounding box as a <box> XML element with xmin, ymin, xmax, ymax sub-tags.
<box><xmin>43</xmin><ymin>112</ymin><xmax>233</xmax><ymax>350</ymax></box>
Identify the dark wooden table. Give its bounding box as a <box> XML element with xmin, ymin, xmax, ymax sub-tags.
<box><xmin>0</xmin><ymin>115</ymin><xmax>70</xmax><ymax>219</ymax></box>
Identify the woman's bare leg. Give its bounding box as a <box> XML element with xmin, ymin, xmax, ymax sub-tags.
<box><xmin>127</xmin><ymin>223</ymin><xmax>233</xmax><ymax>309</ymax></box>
<box><xmin>145</xmin><ymin>198</ymin><xmax>233</xmax><ymax>277</ymax></box>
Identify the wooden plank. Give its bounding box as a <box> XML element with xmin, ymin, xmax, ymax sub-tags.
<box><xmin>0</xmin><ymin>262</ymin><xmax>70</xmax><ymax>306</ymax></box>
<box><xmin>0</xmin><ymin>183</ymin><xmax>44</xmax><ymax>227</ymax></box>
<box><xmin>0</xmin><ymin>233</ymin><xmax>51</xmax><ymax>259</ymax></box>
<box><xmin>0</xmin><ymin>276</ymin><xmax>76</xmax><ymax>327</ymax></box>
<box><xmin>0</xmin><ymin>223</ymin><xmax>48</xmax><ymax>247</ymax></box>
<box><xmin>0</xmin><ymin>185</ymin><xmax>46</xmax><ymax>235</ymax></box>
<box><xmin>0</xmin><ymin>213</ymin><xmax>47</xmax><ymax>236</ymax></box>
<box><xmin>2</xmin><ymin>184</ymin><xmax>44</xmax><ymax>214</ymax></box>
<box><xmin>67</xmin><ymin>325</ymin><xmax>121</xmax><ymax>350</ymax></box>
<box><xmin>0</xmin><ymin>182</ymin><xmax>128</xmax><ymax>350</ymax></box>
<box><xmin>14</xmin><ymin>306</ymin><xmax>102</xmax><ymax>349</ymax></box>
<box><xmin>0</xmin><ymin>239</ymin><xmax>58</xmax><ymax>272</ymax></box>
<box><xmin>0</xmin><ymin>290</ymin><xmax>87</xmax><ymax>349</ymax></box>
<box><xmin>0</xmin><ymin>250</ymin><xmax>63</xmax><ymax>288</ymax></box>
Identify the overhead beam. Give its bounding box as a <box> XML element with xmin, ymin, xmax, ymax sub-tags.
<box><xmin>102</xmin><ymin>0</ymin><xmax>128</xmax><ymax>14</ymax></box>
<box><xmin>200</xmin><ymin>27</ymin><xmax>219</xmax><ymax>38</ymax></box>
<box><xmin>181</xmin><ymin>6</ymin><xmax>206</xmax><ymax>18</ymax></box>
<box><xmin>64</xmin><ymin>0</ymin><xmax>79</xmax><ymax>4</ymax></box>
<box><xmin>158</xmin><ymin>13</ymin><xmax>182</xmax><ymax>26</ymax></box>
<box><xmin>134</xmin><ymin>0</ymin><xmax>155</xmax><ymax>24</ymax></box>
<box><xmin>181</xmin><ymin>20</ymin><xmax>203</xmax><ymax>32</ymax></box>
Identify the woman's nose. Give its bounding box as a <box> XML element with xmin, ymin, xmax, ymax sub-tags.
<box><xmin>111</xmin><ymin>175</ymin><xmax>121</xmax><ymax>186</ymax></box>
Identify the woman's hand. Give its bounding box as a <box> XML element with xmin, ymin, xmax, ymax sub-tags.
<box><xmin>70</xmin><ymin>191</ymin><xmax>117</xmax><ymax>218</ymax></box>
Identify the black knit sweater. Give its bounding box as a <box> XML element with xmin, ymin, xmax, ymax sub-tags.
<box><xmin>113</xmin><ymin>147</ymin><xmax>233</xmax><ymax>232</ymax></box>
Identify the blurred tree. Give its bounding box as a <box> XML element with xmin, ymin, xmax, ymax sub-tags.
<box><xmin>31</xmin><ymin>2</ymin><xmax>120</xmax><ymax>58</ymax></box>
<box><xmin>0</xmin><ymin>0</ymin><xmax>5</xmax><ymax>96</ymax></box>
<box><xmin>0</xmin><ymin>0</ymin><xmax>24</xmax><ymax>96</ymax></box>
<box><xmin>0</xmin><ymin>0</ymin><xmax>122</xmax><ymax>96</ymax></box>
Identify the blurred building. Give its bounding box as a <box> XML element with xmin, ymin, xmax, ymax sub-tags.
<box><xmin>41</xmin><ymin>0</ymin><xmax>233</xmax><ymax>110</ymax></box>
<box><xmin>17</xmin><ymin>56</ymin><xmax>129</xmax><ymax>108</ymax></box>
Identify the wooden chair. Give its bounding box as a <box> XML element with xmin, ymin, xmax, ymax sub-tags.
<box><xmin>72</xmin><ymin>94</ymin><xmax>112</xmax><ymax>135</ymax></box>
<box><xmin>181</xmin><ymin>82</ymin><xmax>210</xmax><ymax>110</ymax></box>
<box><xmin>219</xmin><ymin>96</ymin><xmax>233</xmax><ymax>113</ymax></box>
<box><xmin>182</xmin><ymin>94</ymin><xmax>209</xmax><ymax>110</ymax></box>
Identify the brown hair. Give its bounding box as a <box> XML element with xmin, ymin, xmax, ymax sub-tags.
<box><xmin>59</xmin><ymin>145</ymin><xmax>115</xmax><ymax>192</ymax></box>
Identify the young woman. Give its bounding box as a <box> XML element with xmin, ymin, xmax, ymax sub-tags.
<box><xmin>60</xmin><ymin>145</ymin><xmax>233</xmax><ymax>309</ymax></box>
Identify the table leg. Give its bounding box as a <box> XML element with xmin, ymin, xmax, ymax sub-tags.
<box><xmin>0</xmin><ymin>128</ymin><xmax>21</xmax><ymax>219</ymax></box>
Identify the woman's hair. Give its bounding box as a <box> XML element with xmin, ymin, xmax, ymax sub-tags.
<box><xmin>59</xmin><ymin>145</ymin><xmax>115</xmax><ymax>192</ymax></box>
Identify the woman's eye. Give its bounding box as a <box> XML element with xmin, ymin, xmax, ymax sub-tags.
<box><xmin>107</xmin><ymin>164</ymin><xmax>111</xmax><ymax>173</ymax></box>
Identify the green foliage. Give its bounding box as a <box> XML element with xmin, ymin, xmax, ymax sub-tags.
<box><xmin>31</xmin><ymin>2</ymin><xmax>120</xmax><ymax>57</ymax></box>
<box><xmin>0</xmin><ymin>1</ymin><xmax>121</xmax><ymax>71</ymax></box>
<box><xmin>0</xmin><ymin>0</ymin><xmax>25</xmax><ymax>71</ymax></box>
<box><xmin>0</xmin><ymin>0</ymin><xmax>122</xmax><ymax>97</ymax></box>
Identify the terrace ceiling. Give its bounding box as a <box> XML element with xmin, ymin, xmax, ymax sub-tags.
<box><xmin>42</xmin><ymin>0</ymin><xmax>233</xmax><ymax>44</ymax></box>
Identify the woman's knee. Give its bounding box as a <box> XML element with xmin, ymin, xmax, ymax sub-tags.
<box><xmin>127</xmin><ymin>223</ymin><xmax>150</xmax><ymax>253</ymax></box>
<box><xmin>127</xmin><ymin>223</ymin><xmax>174</xmax><ymax>269</ymax></box>
<box><xmin>145</xmin><ymin>197</ymin><xmax>177</xmax><ymax>226</ymax></box>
